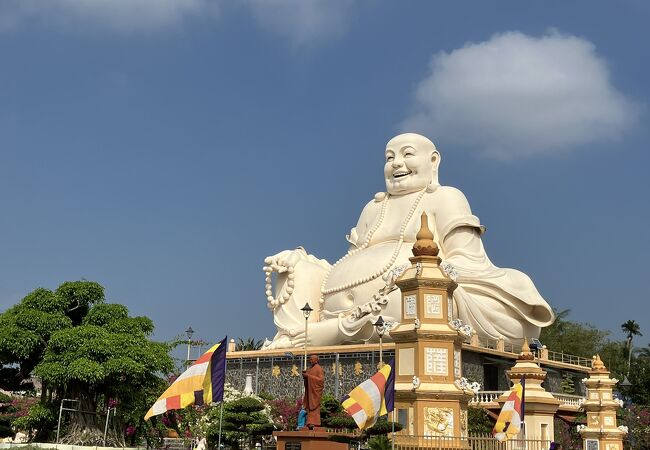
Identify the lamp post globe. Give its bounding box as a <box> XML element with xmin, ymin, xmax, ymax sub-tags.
<box><xmin>185</xmin><ymin>326</ymin><xmax>194</xmax><ymax>362</ymax></box>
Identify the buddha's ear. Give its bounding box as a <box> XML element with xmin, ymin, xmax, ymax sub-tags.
<box><xmin>428</xmin><ymin>149</ymin><xmax>441</xmax><ymax>192</ymax></box>
<box><xmin>431</xmin><ymin>149</ymin><xmax>441</xmax><ymax>172</ymax></box>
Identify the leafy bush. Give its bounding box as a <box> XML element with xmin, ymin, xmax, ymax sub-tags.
<box><xmin>205</xmin><ymin>396</ymin><xmax>274</xmax><ymax>450</ymax></box>
<box><xmin>12</xmin><ymin>402</ymin><xmax>57</xmax><ymax>437</ymax></box>
<box><xmin>368</xmin><ymin>435</ymin><xmax>391</xmax><ymax>450</ymax></box>
<box><xmin>319</xmin><ymin>393</ymin><xmax>356</xmax><ymax>430</ymax></box>
<box><xmin>328</xmin><ymin>434</ymin><xmax>354</xmax><ymax>444</ymax></box>
<box><xmin>467</xmin><ymin>405</ymin><xmax>494</xmax><ymax>435</ymax></box>
<box><xmin>365</xmin><ymin>417</ymin><xmax>402</xmax><ymax>436</ymax></box>
<box><xmin>0</xmin><ymin>395</ymin><xmax>39</xmax><ymax>438</ymax></box>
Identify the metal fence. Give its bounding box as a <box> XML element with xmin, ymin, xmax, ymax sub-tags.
<box><xmin>394</xmin><ymin>435</ymin><xmax>551</xmax><ymax>450</ymax></box>
<box><xmin>545</xmin><ymin>350</ymin><xmax>591</xmax><ymax>368</ymax></box>
<box><xmin>179</xmin><ymin>435</ymin><xmax>552</xmax><ymax>450</ymax></box>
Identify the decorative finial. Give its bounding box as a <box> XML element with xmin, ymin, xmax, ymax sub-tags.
<box><xmin>412</xmin><ymin>212</ymin><xmax>439</xmax><ymax>257</ymax></box>
<box><xmin>591</xmin><ymin>354</ymin><xmax>608</xmax><ymax>373</ymax></box>
<box><xmin>518</xmin><ymin>338</ymin><xmax>534</xmax><ymax>360</ymax></box>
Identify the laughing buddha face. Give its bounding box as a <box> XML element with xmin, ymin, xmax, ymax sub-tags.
<box><xmin>384</xmin><ymin>133</ymin><xmax>439</xmax><ymax>195</ymax></box>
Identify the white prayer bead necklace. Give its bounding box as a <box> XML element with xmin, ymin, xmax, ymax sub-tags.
<box><xmin>319</xmin><ymin>188</ymin><xmax>426</xmax><ymax>301</ymax></box>
<box><xmin>263</xmin><ymin>265</ymin><xmax>295</xmax><ymax>309</ymax></box>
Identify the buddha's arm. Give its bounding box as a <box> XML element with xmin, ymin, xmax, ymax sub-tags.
<box><xmin>434</xmin><ymin>187</ymin><xmax>485</xmax><ymax>262</ymax></box>
<box><xmin>443</xmin><ymin>226</ymin><xmax>484</xmax><ymax>259</ymax></box>
<box><xmin>347</xmin><ymin>197</ymin><xmax>382</xmax><ymax>249</ymax></box>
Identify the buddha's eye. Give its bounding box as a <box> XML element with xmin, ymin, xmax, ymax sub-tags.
<box><xmin>404</xmin><ymin>152</ymin><xmax>414</xmax><ymax>158</ymax></box>
<box><xmin>386</xmin><ymin>156</ymin><xmax>394</xmax><ymax>162</ymax></box>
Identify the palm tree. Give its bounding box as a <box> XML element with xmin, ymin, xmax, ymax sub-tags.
<box><xmin>621</xmin><ymin>320</ymin><xmax>642</xmax><ymax>375</ymax></box>
<box><xmin>236</xmin><ymin>337</ymin><xmax>264</xmax><ymax>351</ymax></box>
<box><xmin>633</xmin><ymin>345</ymin><xmax>650</xmax><ymax>359</ymax></box>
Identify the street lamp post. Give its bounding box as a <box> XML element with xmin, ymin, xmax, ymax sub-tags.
<box><xmin>185</xmin><ymin>326</ymin><xmax>194</xmax><ymax>362</ymax></box>
<box><xmin>619</xmin><ymin>376</ymin><xmax>633</xmax><ymax>405</ymax></box>
<box><xmin>301</xmin><ymin>303</ymin><xmax>313</xmax><ymax>370</ymax></box>
<box><xmin>374</xmin><ymin>316</ymin><xmax>386</xmax><ymax>367</ymax></box>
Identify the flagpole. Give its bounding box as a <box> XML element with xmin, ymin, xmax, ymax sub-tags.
<box><xmin>521</xmin><ymin>375</ymin><xmax>526</xmax><ymax>440</ymax></box>
<box><xmin>391</xmin><ymin>411</ymin><xmax>395</xmax><ymax>450</ymax></box>
<box><xmin>217</xmin><ymin>401</ymin><xmax>224</xmax><ymax>449</ymax></box>
<box><xmin>218</xmin><ymin>336</ymin><xmax>228</xmax><ymax>450</ymax></box>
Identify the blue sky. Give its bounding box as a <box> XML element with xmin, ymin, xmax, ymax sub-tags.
<box><xmin>1</xmin><ymin>0</ymin><xmax>648</xmax><ymax>353</ymax></box>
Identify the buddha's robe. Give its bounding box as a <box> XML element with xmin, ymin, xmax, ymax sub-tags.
<box><xmin>330</xmin><ymin>185</ymin><xmax>554</xmax><ymax>344</ymax></box>
<box><xmin>433</xmin><ymin>186</ymin><xmax>555</xmax><ymax>342</ymax></box>
<box><xmin>302</xmin><ymin>362</ymin><xmax>324</xmax><ymax>427</ymax></box>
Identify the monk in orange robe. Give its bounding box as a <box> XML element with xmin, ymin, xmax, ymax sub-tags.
<box><xmin>302</xmin><ymin>354</ymin><xmax>324</xmax><ymax>429</ymax></box>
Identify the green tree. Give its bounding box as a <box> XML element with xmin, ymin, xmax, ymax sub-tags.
<box><xmin>560</xmin><ymin>374</ymin><xmax>575</xmax><ymax>394</ymax></box>
<box><xmin>467</xmin><ymin>405</ymin><xmax>493</xmax><ymax>435</ymax></box>
<box><xmin>540</xmin><ymin>308</ymin><xmax>610</xmax><ymax>357</ymax></box>
<box><xmin>365</xmin><ymin>417</ymin><xmax>403</xmax><ymax>436</ymax></box>
<box><xmin>206</xmin><ymin>396</ymin><xmax>274</xmax><ymax>449</ymax></box>
<box><xmin>235</xmin><ymin>338</ymin><xmax>263</xmax><ymax>351</ymax></box>
<box><xmin>0</xmin><ymin>392</ymin><xmax>13</xmax><ymax>438</ymax></box>
<box><xmin>0</xmin><ymin>282</ymin><xmax>104</xmax><ymax>387</ymax></box>
<box><xmin>598</xmin><ymin>341</ymin><xmax>628</xmax><ymax>377</ymax></box>
<box><xmin>320</xmin><ymin>393</ymin><xmax>357</xmax><ymax>430</ymax></box>
<box><xmin>621</xmin><ymin>320</ymin><xmax>642</xmax><ymax>376</ymax></box>
<box><xmin>626</xmin><ymin>356</ymin><xmax>650</xmax><ymax>406</ymax></box>
<box><xmin>0</xmin><ymin>281</ymin><xmax>174</xmax><ymax>445</ymax></box>
<box><xmin>634</xmin><ymin>344</ymin><xmax>650</xmax><ymax>359</ymax></box>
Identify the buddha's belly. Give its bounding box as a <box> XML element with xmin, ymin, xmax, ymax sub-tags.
<box><xmin>323</xmin><ymin>242</ymin><xmax>414</xmax><ymax>314</ymax></box>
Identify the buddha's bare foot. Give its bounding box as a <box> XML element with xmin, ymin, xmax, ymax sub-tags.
<box><xmin>262</xmin><ymin>334</ymin><xmax>292</xmax><ymax>349</ymax></box>
<box><xmin>289</xmin><ymin>319</ymin><xmax>342</xmax><ymax>348</ymax></box>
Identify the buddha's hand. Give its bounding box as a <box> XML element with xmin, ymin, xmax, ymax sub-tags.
<box><xmin>264</xmin><ymin>247</ymin><xmax>310</xmax><ymax>274</ymax></box>
<box><xmin>263</xmin><ymin>248</ymin><xmax>331</xmax><ymax>310</ymax></box>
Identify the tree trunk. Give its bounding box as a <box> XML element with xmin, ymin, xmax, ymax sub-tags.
<box><xmin>627</xmin><ymin>337</ymin><xmax>633</xmax><ymax>376</ymax></box>
<box><xmin>59</xmin><ymin>385</ymin><xmax>124</xmax><ymax>446</ymax></box>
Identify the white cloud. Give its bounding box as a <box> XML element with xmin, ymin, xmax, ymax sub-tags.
<box><xmin>401</xmin><ymin>31</ymin><xmax>639</xmax><ymax>160</ymax></box>
<box><xmin>0</xmin><ymin>0</ymin><xmax>220</xmax><ymax>33</ymax></box>
<box><xmin>245</xmin><ymin>0</ymin><xmax>353</xmax><ymax>46</ymax></box>
<box><xmin>0</xmin><ymin>0</ymin><xmax>352</xmax><ymax>44</ymax></box>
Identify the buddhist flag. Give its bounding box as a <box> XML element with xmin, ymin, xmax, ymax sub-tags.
<box><xmin>342</xmin><ymin>358</ymin><xmax>395</xmax><ymax>430</ymax></box>
<box><xmin>145</xmin><ymin>337</ymin><xmax>227</xmax><ymax>420</ymax></box>
<box><xmin>493</xmin><ymin>377</ymin><xmax>525</xmax><ymax>442</ymax></box>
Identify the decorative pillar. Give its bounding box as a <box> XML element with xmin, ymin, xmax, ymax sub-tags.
<box><xmin>579</xmin><ymin>355</ymin><xmax>627</xmax><ymax>450</ymax></box>
<box><xmin>390</xmin><ymin>213</ymin><xmax>474</xmax><ymax>447</ymax></box>
<box><xmin>497</xmin><ymin>342</ymin><xmax>559</xmax><ymax>443</ymax></box>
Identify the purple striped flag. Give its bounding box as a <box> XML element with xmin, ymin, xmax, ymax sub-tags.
<box><xmin>493</xmin><ymin>377</ymin><xmax>525</xmax><ymax>441</ymax></box>
<box><xmin>145</xmin><ymin>336</ymin><xmax>227</xmax><ymax>420</ymax></box>
<box><xmin>342</xmin><ymin>358</ymin><xmax>395</xmax><ymax>429</ymax></box>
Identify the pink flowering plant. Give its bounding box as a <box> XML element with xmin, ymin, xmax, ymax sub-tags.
<box><xmin>268</xmin><ymin>398</ymin><xmax>302</xmax><ymax>431</ymax></box>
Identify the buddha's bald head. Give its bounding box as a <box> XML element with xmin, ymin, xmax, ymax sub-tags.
<box><xmin>384</xmin><ymin>133</ymin><xmax>440</xmax><ymax>195</ymax></box>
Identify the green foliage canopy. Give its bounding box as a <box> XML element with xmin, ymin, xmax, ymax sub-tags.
<box><xmin>0</xmin><ymin>282</ymin><xmax>105</xmax><ymax>378</ymax></box>
<box><xmin>540</xmin><ymin>308</ymin><xmax>610</xmax><ymax>358</ymax></box>
<box><xmin>205</xmin><ymin>396</ymin><xmax>274</xmax><ymax>449</ymax></box>
<box><xmin>0</xmin><ymin>281</ymin><xmax>173</xmax><ymax>445</ymax></box>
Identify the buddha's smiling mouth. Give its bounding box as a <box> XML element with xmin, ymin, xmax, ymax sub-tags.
<box><xmin>393</xmin><ymin>170</ymin><xmax>412</xmax><ymax>179</ymax></box>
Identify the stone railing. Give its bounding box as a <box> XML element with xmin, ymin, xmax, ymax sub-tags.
<box><xmin>552</xmin><ymin>393</ymin><xmax>585</xmax><ymax>407</ymax></box>
<box><xmin>470</xmin><ymin>391</ymin><xmax>585</xmax><ymax>408</ymax></box>
<box><xmin>469</xmin><ymin>390</ymin><xmax>502</xmax><ymax>405</ymax></box>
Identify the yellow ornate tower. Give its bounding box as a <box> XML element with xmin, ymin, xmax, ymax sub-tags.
<box><xmin>390</xmin><ymin>213</ymin><xmax>474</xmax><ymax>446</ymax></box>
<box><xmin>579</xmin><ymin>355</ymin><xmax>627</xmax><ymax>450</ymax></box>
<box><xmin>497</xmin><ymin>342</ymin><xmax>559</xmax><ymax>442</ymax></box>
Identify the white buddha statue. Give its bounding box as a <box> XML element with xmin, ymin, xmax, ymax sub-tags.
<box><xmin>263</xmin><ymin>133</ymin><xmax>554</xmax><ymax>349</ymax></box>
